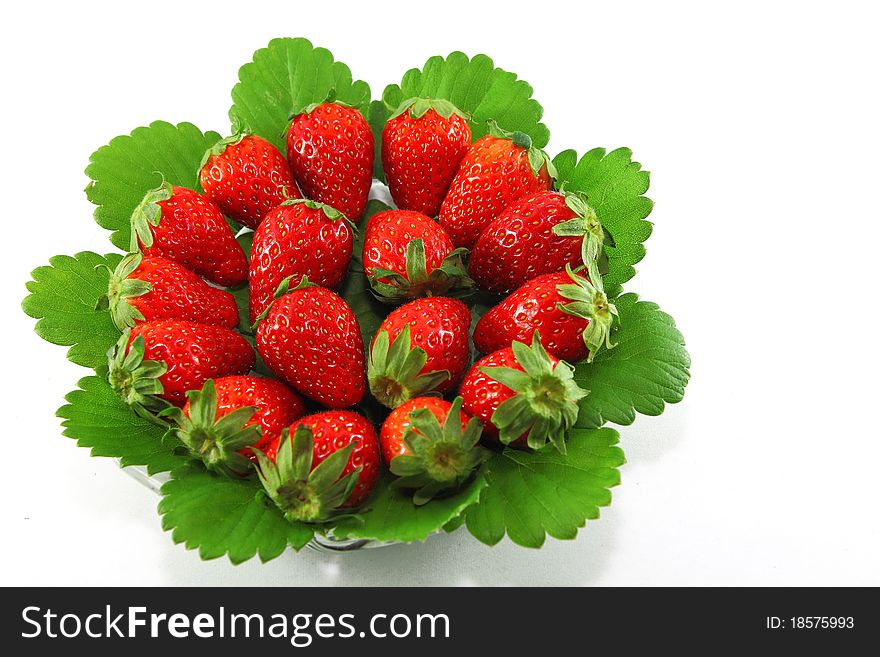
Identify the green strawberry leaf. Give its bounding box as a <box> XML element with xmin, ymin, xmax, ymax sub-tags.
<box><xmin>553</xmin><ymin>148</ymin><xmax>653</xmax><ymax>289</ymax></box>
<box><xmin>464</xmin><ymin>428</ymin><xmax>624</xmax><ymax>548</ymax></box>
<box><xmin>85</xmin><ymin>121</ymin><xmax>222</xmax><ymax>251</ymax></box>
<box><xmin>333</xmin><ymin>473</ymin><xmax>487</xmax><ymax>543</ymax></box>
<box><xmin>22</xmin><ymin>251</ymin><xmax>122</xmax><ymax>369</ymax></box>
<box><xmin>574</xmin><ymin>294</ymin><xmax>690</xmax><ymax>428</ymax></box>
<box><xmin>58</xmin><ymin>375</ymin><xmax>187</xmax><ymax>475</ymax></box>
<box><xmin>375</xmin><ymin>52</ymin><xmax>550</xmax><ymax>179</ymax></box>
<box><xmin>229</xmin><ymin>37</ymin><xmax>371</xmax><ymax>153</ymax></box>
<box><xmin>159</xmin><ymin>463</ymin><xmax>314</xmax><ymax>564</ymax></box>
<box><xmin>368</xmin><ymin>100</ymin><xmax>389</xmax><ymax>181</ymax></box>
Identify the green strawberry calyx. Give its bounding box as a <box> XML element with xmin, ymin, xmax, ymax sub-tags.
<box><xmin>551</xmin><ymin>191</ymin><xmax>615</xmax><ymax>268</ymax></box>
<box><xmin>556</xmin><ymin>262</ymin><xmax>619</xmax><ymax>362</ymax></box>
<box><xmin>387</xmin><ymin>97</ymin><xmax>470</xmax><ymax>121</ymax></box>
<box><xmin>95</xmin><ymin>254</ymin><xmax>153</xmax><ymax>331</ymax></box>
<box><xmin>129</xmin><ymin>179</ymin><xmax>173</xmax><ymax>252</ymax></box>
<box><xmin>160</xmin><ymin>379</ymin><xmax>259</xmax><ymax>478</ymax></box>
<box><xmin>487</xmin><ymin>120</ymin><xmax>557</xmax><ymax>181</ymax></box>
<box><xmin>107</xmin><ymin>331</ymin><xmax>170</xmax><ymax>424</ymax></box>
<box><xmin>251</xmin><ymin>274</ymin><xmax>316</xmax><ymax>329</ymax></box>
<box><xmin>279</xmin><ymin>197</ymin><xmax>357</xmax><ymax>233</ymax></box>
<box><xmin>390</xmin><ymin>397</ymin><xmax>488</xmax><ymax>506</ymax></box>
<box><xmin>254</xmin><ymin>425</ymin><xmax>361</xmax><ymax>523</ymax></box>
<box><xmin>366</xmin><ymin>238</ymin><xmax>474</xmax><ymax>304</ymax></box>
<box><xmin>197</xmin><ymin>127</ymin><xmax>248</xmax><ymax>173</ymax></box>
<box><xmin>478</xmin><ymin>332</ymin><xmax>588</xmax><ymax>454</ymax></box>
<box><xmin>368</xmin><ymin>325</ymin><xmax>450</xmax><ymax>409</ymax></box>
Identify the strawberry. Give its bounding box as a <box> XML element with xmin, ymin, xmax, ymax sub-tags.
<box><xmin>469</xmin><ymin>190</ymin><xmax>612</xmax><ymax>294</ymax></box>
<box><xmin>130</xmin><ymin>182</ymin><xmax>248</xmax><ymax>287</ymax></box>
<box><xmin>163</xmin><ymin>376</ymin><xmax>305</xmax><ymax>477</ymax></box>
<box><xmin>438</xmin><ymin>123</ymin><xmax>555</xmax><ymax>249</ymax></box>
<box><xmin>458</xmin><ymin>333</ymin><xmax>587</xmax><ymax>453</ymax></box>
<box><xmin>381</xmin><ymin>98</ymin><xmax>471</xmax><ymax>217</ymax></box>
<box><xmin>361</xmin><ymin>209</ymin><xmax>471</xmax><ymax>303</ymax></box>
<box><xmin>473</xmin><ymin>265</ymin><xmax>617</xmax><ymax>363</ymax></box>
<box><xmin>254</xmin><ymin>277</ymin><xmax>366</xmax><ymax>409</ymax></box>
<box><xmin>285</xmin><ymin>100</ymin><xmax>373</xmax><ymax>220</ymax></box>
<box><xmin>368</xmin><ymin>296</ymin><xmax>471</xmax><ymax>408</ymax></box>
<box><xmin>380</xmin><ymin>396</ymin><xmax>486</xmax><ymax>505</ymax></box>
<box><xmin>257</xmin><ymin>411</ymin><xmax>380</xmax><ymax>519</ymax></box>
<box><xmin>107</xmin><ymin>320</ymin><xmax>255</xmax><ymax>416</ymax></box>
<box><xmin>248</xmin><ymin>198</ymin><xmax>354</xmax><ymax>323</ymax></box>
<box><xmin>98</xmin><ymin>253</ymin><xmax>239</xmax><ymax>331</ymax></box>
<box><xmin>199</xmin><ymin>132</ymin><xmax>300</xmax><ymax>229</ymax></box>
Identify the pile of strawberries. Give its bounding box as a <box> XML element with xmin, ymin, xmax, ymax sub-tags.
<box><xmin>104</xmin><ymin>95</ymin><xmax>617</xmax><ymax>524</ymax></box>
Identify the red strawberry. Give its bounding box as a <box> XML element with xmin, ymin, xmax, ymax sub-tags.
<box><xmin>248</xmin><ymin>199</ymin><xmax>354</xmax><ymax>323</ymax></box>
<box><xmin>199</xmin><ymin>132</ymin><xmax>300</xmax><ymax>229</ymax></box>
<box><xmin>469</xmin><ymin>190</ymin><xmax>610</xmax><ymax>294</ymax></box>
<box><xmin>163</xmin><ymin>376</ymin><xmax>305</xmax><ymax>476</ymax></box>
<box><xmin>361</xmin><ymin>209</ymin><xmax>471</xmax><ymax>302</ymax></box>
<box><xmin>380</xmin><ymin>396</ymin><xmax>486</xmax><ymax>505</ymax></box>
<box><xmin>100</xmin><ymin>253</ymin><xmax>239</xmax><ymax>331</ymax></box>
<box><xmin>368</xmin><ymin>296</ymin><xmax>471</xmax><ymax>408</ymax></box>
<box><xmin>458</xmin><ymin>333</ymin><xmax>587</xmax><ymax>453</ymax></box>
<box><xmin>108</xmin><ymin>320</ymin><xmax>255</xmax><ymax>415</ymax></box>
<box><xmin>285</xmin><ymin>100</ymin><xmax>373</xmax><ymax>220</ymax></box>
<box><xmin>254</xmin><ymin>278</ymin><xmax>366</xmax><ymax>409</ymax></box>
<box><xmin>381</xmin><ymin>98</ymin><xmax>471</xmax><ymax>217</ymax></box>
<box><xmin>257</xmin><ymin>411</ymin><xmax>380</xmax><ymax>519</ymax></box>
<box><xmin>438</xmin><ymin>123</ymin><xmax>555</xmax><ymax>249</ymax></box>
<box><xmin>473</xmin><ymin>266</ymin><xmax>617</xmax><ymax>363</ymax></box>
<box><xmin>130</xmin><ymin>182</ymin><xmax>248</xmax><ymax>287</ymax></box>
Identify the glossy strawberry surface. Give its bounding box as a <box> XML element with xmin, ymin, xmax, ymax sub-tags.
<box><xmin>458</xmin><ymin>346</ymin><xmax>561</xmax><ymax>445</ymax></box>
<box><xmin>473</xmin><ymin>272</ymin><xmax>592</xmax><ymax>362</ymax></box>
<box><xmin>136</xmin><ymin>186</ymin><xmax>248</xmax><ymax>287</ymax></box>
<box><xmin>200</xmin><ymin>134</ymin><xmax>300</xmax><ymax>229</ymax></box>
<box><xmin>285</xmin><ymin>103</ymin><xmax>373</xmax><ymax>220</ymax></box>
<box><xmin>469</xmin><ymin>191</ymin><xmax>583</xmax><ymax>294</ymax></box>
<box><xmin>362</xmin><ymin>209</ymin><xmax>454</xmax><ymax>282</ymax></box>
<box><xmin>255</xmin><ymin>286</ymin><xmax>366</xmax><ymax>408</ymax></box>
<box><xmin>270</xmin><ymin>410</ymin><xmax>380</xmax><ymax>507</ymax></box>
<box><xmin>382</xmin><ymin>109</ymin><xmax>471</xmax><ymax>217</ymax></box>
<box><xmin>118</xmin><ymin>256</ymin><xmax>239</xmax><ymax>329</ymax></box>
<box><xmin>373</xmin><ymin>297</ymin><xmax>471</xmax><ymax>395</ymax></box>
<box><xmin>248</xmin><ymin>201</ymin><xmax>353</xmax><ymax>323</ymax></box>
<box><xmin>128</xmin><ymin>320</ymin><xmax>255</xmax><ymax>406</ymax></box>
<box><xmin>379</xmin><ymin>397</ymin><xmax>470</xmax><ymax>466</ymax></box>
<box><xmin>438</xmin><ymin>135</ymin><xmax>552</xmax><ymax>249</ymax></box>
<box><xmin>183</xmin><ymin>375</ymin><xmax>305</xmax><ymax>455</ymax></box>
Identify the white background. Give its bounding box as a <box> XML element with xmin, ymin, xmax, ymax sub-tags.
<box><xmin>2</xmin><ymin>0</ymin><xmax>878</xmax><ymax>586</ymax></box>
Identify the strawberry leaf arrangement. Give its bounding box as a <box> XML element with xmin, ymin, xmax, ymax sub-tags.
<box><xmin>22</xmin><ymin>38</ymin><xmax>690</xmax><ymax>562</ymax></box>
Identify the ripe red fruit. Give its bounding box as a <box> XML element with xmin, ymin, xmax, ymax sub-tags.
<box><xmin>130</xmin><ymin>182</ymin><xmax>248</xmax><ymax>287</ymax></box>
<box><xmin>438</xmin><ymin>123</ymin><xmax>555</xmax><ymax>249</ymax></box>
<box><xmin>473</xmin><ymin>266</ymin><xmax>618</xmax><ymax>363</ymax></box>
<box><xmin>199</xmin><ymin>132</ymin><xmax>300</xmax><ymax>229</ymax></box>
<box><xmin>381</xmin><ymin>98</ymin><xmax>471</xmax><ymax>217</ymax></box>
<box><xmin>164</xmin><ymin>376</ymin><xmax>305</xmax><ymax>477</ymax></box>
<box><xmin>368</xmin><ymin>296</ymin><xmax>471</xmax><ymax>408</ymax></box>
<box><xmin>458</xmin><ymin>333</ymin><xmax>587</xmax><ymax>453</ymax></box>
<box><xmin>469</xmin><ymin>190</ymin><xmax>610</xmax><ymax>294</ymax></box>
<box><xmin>255</xmin><ymin>278</ymin><xmax>366</xmax><ymax>409</ymax></box>
<box><xmin>380</xmin><ymin>396</ymin><xmax>486</xmax><ymax>505</ymax></box>
<box><xmin>100</xmin><ymin>253</ymin><xmax>239</xmax><ymax>331</ymax></box>
<box><xmin>286</xmin><ymin>101</ymin><xmax>373</xmax><ymax>220</ymax></box>
<box><xmin>259</xmin><ymin>411</ymin><xmax>380</xmax><ymax>517</ymax></box>
<box><xmin>108</xmin><ymin>320</ymin><xmax>255</xmax><ymax>414</ymax></box>
<box><xmin>248</xmin><ymin>199</ymin><xmax>354</xmax><ymax>323</ymax></box>
<box><xmin>361</xmin><ymin>209</ymin><xmax>471</xmax><ymax>302</ymax></box>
